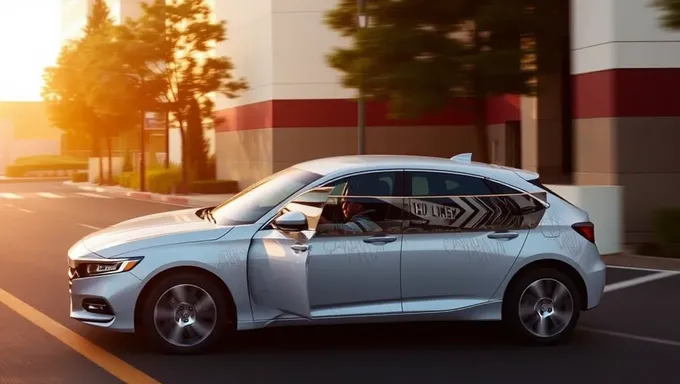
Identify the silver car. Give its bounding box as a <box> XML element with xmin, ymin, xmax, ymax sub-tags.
<box><xmin>67</xmin><ymin>154</ymin><xmax>606</xmax><ymax>354</ymax></box>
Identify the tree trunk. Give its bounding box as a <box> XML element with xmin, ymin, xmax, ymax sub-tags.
<box><xmin>106</xmin><ymin>136</ymin><xmax>113</xmax><ymax>185</ymax></box>
<box><xmin>96</xmin><ymin>136</ymin><xmax>104</xmax><ymax>185</ymax></box>
<box><xmin>474</xmin><ymin>94</ymin><xmax>490</xmax><ymax>164</ymax></box>
<box><xmin>164</xmin><ymin>109</ymin><xmax>170</xmax><ymax>169</ymax></box>
<box><xmin>178</xmin><ymin>119</ymin><xmax>189</xmax><ymax>194</ymax></box>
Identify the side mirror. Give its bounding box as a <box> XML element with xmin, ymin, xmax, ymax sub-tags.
<box><xmin>273</xmin><ymin>211</ymin><xmax>308</xmax><ymax>232</ymax></box>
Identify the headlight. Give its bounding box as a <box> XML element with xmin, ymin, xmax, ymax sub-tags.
<box><xmin>72</xmin><ymin>257</ymin><xmax>143</xmax><ymax>278</ymax></box>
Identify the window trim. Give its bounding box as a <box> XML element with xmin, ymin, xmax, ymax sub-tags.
<box><xmin>258</xmin><ymin>168</ymin><xmax>406</xmax><ymax>231</ymax></box>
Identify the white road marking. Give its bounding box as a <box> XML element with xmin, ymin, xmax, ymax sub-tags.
<box><xmin>3</xmin><ymin>203</ymin><xmax>13</xmax><ymax>207</ymax></box>
<box><xmin>18</xmin><ymin>208</ymin><xmax>33</xmax><ymax>214</ymax></box>
<box><xmin>76</xmin><ymin>192</ymin><xmax>113</xmax><ymax>199</ymax></box>
<box><xmin>604</xmin><ymin>270</ymin><xmax>680</xmax><ymax>293</ymax></box>
<box><xmin>0</xmin><ymin>193</ymin><xmax>23</xmax><ymax>199</ymax></box>
<box><xmin>607</xmin><ymin>264</ymin><xmax>680</xmax><ymax>273</ymax></box>
<box><xmin>580</xmin><ymin>327</ymin><xmax>680</xmax><ymax>348</ymax></box>
<box><xmin>78</xmin><ymin>223</ymin><xmax>101</xmax><ymax>230</ymax></box>
<box><xmin>36</xmin><ymin>192</ymin><xmax>65</xmax><ymax>199</ymax></box>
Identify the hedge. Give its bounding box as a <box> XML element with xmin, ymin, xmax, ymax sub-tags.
<box><xmin>71</xmin><ymin>171</ymin><xmax>88</xmax><ymax>182</ymax></box>
<box><xmin>14</xmin><ymin>155</ymin><xmax>86</xmax><ymax>165</ymax></box>
<box><xmin>189</xmin><ymin>180</ymin><xmax>239</xmax><ymax>194</ymax></box>
<box><xmin>119</xmin><ymin>168</ymin><xmax>238</xmax><ymax>195</ymax></box>
<box><xmin>5</xmin><ymin>162</ymin><xmax>88</xmax><ymax>177</ymax></box>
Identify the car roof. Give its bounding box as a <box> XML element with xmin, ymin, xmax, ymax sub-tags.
<box><xmin>294</xmin><ymin>154</ymin><xmax>539</xmax><ymax>186</ymax></box>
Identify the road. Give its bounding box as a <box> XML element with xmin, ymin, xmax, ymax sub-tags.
<box><xmin>1</xmin><ymin>181</ymin><xmax>680</xmax><ymax>383</ymax></box>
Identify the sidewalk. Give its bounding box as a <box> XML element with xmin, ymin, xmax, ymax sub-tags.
<box><xmin>62</xmin><ymin>181</ymin><xmax>234</xmax><ymax>207</ymax></box>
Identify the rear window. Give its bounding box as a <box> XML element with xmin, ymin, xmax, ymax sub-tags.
<box><xmin>528</xmin><ymin>178</ymin><xmax>574</xmax><ymax>206</ymax></box>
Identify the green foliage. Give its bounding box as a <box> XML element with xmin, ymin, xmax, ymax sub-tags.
<box><xmin>119</xmin><ymin>166</ymin><xmax>182</xmax><ymax>194</ymax></box>
<box><xmin>122</xmin><ymin>150</ymin><xmax>134</xmax><ymax>172</ymax></box>
<box><xmin>324</xmin><ymin>0</ymin><xmax>546</xmax><ymax>162</ymax></box>
<box><xmin>650</xmin><ymin>207</ymin><xmax>680</xmax><ymax>257</ymax></box>
<box><xmin>118</xmin><ymin>171</ymin><xmax>138</xmax><ymax>189</ymax></box>
<box><xmin>14</xmin><ymin>155</ymin><xmax>87</xmax><ymax>165</ymax></box>
<box><xmin>147</xmin><ymin>167</ymin><xmax>182</xmax><ymax>194</ymax></box>
<box><xmin>189</xmin><ymin>180</ymin><xmax>239</xmax><ymax>194</ymax></box>
<box><xmin>652</xmin><ymin>0</ymin><xmax>680</xmax><ymax>30</ymax></box>
<box><xmin>71</xmin><ymin>171</ymin><xmax>89</xmax><ymax>183</ymax></box>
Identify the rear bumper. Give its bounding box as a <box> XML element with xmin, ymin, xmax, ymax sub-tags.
<box><xmin>581</xmin><ymin>247</ymin><xmax>607</xmax><ymax>310</ymax></box>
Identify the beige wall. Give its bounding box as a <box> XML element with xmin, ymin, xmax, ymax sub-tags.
<box><xmin>215</xmin><ymin>128</ymin><xmax>275</xmax><ymax>188</ymax></box>
<box><xmin>216</xmin><ymin>125</ymin><xmax>480</xmax><ymax>189</ymax></box>
<box><xmin>573</xmin><ymin>116</ymin><xmax>680</xmax><ymax>243</ymax></box>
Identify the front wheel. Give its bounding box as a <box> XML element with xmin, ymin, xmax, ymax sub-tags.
<box><xmin>139</xmin><ymin>272</ymin><xmax>232</xmax><ymax>354</ymax></box>
<box><xmin>503</xmin><ymin>268</ymin><xmax>581</xmax><ymax>345</ymax></box>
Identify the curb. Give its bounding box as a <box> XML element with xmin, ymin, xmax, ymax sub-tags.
<box><xmin>65</xmin><ymin>182</ymin><xmax>203</xmax><ymax>207</ymax></box>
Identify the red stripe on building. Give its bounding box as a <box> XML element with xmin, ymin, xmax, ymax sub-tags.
<box><xmin>573</xmin><ymin>68</ymin><xmax>680</xmax><ymax>119</ymax></box>
<box><xmin>215</xmin><ymin>95</ymin><xmax>520</xmax><ymax>132</ymax></box>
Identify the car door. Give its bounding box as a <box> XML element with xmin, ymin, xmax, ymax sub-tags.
<box><xmin>248</xmin><ymin>170</ymin><xmax>408</xmax><ymax>320</ymax></box>
<box><xmin>400</xmin><ymin>170</ymin><xmax>547</xmax><ymax>312</ymax></box>
<box><xmin>306</xmin><ymin>170</ymin><xmax>406</xmax><ymax>317</ymax></box>
<box><xmin>247</xmin><ymin>187</ymin><xmax>331</xmax><ymax>320</ymax></box>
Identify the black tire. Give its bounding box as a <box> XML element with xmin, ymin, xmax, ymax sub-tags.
<box><xmin>502</xmin><ymin>268</ymin><xmax>581</xmax><ymax>345</ymax></box>
<box><xmin>139</xmin><ymin>272</ymin><xmax>233</xmax><ymax>354</ymax></box>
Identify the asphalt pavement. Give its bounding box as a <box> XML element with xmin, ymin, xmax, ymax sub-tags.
<box><xmin>1</xmin><ymin>181</ymin><xmax>680</xmax><ymax>384</ymax></box>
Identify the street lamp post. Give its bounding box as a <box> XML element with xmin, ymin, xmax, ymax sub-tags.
<box><xmin>357</xmin><ymin>0</ymin><xmax>368</xmax><ymax>155</ymax></box>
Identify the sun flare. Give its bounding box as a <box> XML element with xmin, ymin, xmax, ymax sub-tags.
<box><xmin>0</xmin><ymin>1</ymin><xmax>61</xmax><ymax>102</ymax></box>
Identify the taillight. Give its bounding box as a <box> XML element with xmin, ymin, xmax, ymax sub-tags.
<box><xmin>572</xmin><ymin>222</ymin><xmax>595</xmax><ymax>243</ymax></box>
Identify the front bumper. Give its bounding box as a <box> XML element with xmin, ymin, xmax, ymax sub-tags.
<box><xmin>69</xmin><ymin>270</ymin><xmax>143</xmax><ymax>333</ymax></box>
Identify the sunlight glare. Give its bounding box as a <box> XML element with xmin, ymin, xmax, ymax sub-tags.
<box><xmin>0</xmin><ymin>1</ymin><xmax>61</xmax><ymax>101</ymax></box>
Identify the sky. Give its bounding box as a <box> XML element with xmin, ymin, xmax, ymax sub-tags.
<box><xmin>0</xmin><ymin>1</ymin><xmax>62</xmax><ymax>102</ymax></box>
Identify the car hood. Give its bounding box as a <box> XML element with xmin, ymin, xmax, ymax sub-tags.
<box><xmin>81</xmin><ymin>208</ymin><xmax>233</xmax><ymax>258</ymax></box>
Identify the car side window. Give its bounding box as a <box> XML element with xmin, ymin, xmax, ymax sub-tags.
<box><xmin>404</xmin><ymin>172</ymin><xmax>545</xmax><ymax>233</ymax></box>
<box><xmin>315</xmin><ymin>172</ymin><xmax>405</xmax><ymax>237</ymax></box>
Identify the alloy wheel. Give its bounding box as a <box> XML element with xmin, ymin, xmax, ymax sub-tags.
<box><xmin>153</xmin><ymin>284</ymin><xmax>218</xmax><ymax>348</ymax></box>
<box><xmin>517</xmin><ymin>278</ymin><xmax>574</xmax><ymax>338</ymax></box>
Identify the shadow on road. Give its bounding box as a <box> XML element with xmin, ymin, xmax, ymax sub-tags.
<box><xmin>81</xmin><ymin>320</ymin><xmax>578</xmax><ymax>356</ymax></box>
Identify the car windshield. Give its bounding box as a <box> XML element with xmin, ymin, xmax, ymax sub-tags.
<box><xmin>211</xmin><ymin>167</ymin><xmax>322</xmax><ymax>226</ymax></box>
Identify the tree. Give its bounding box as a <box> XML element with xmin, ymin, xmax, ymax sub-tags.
<box><xmin>324</xmin><ymin>0</ymin><xmax>541</xmax><ymax>163</ymax></box>
<box><xmin>185</xmin><ymin>97</ymin><xmax>210</xmax><ymax>180</ymax></box>
<box><xmin>42</xmin><ymin>40</ymin><xmax>104</xmax><ymax>182</ymax></box>
<box><xmin>126</xmin><ymin>0</ymin><xmax>248</xmax><ymax>192</ymax></box>
<box><xmin>652</xmin><ymin>0</ymin><xmax>680</xmax><ymax>29</ymax></box>
<box><xmin>42</xmin><ymin>0</ymin><xmax>135</xmax><ymax>185</ymax></box>
<box><xmin>78</xmin><ymin>0</ymin><xmax>141</xmax><ymax>184</ymax></box>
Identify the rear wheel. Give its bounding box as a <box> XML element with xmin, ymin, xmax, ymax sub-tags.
<box><xmin>503</xmin><ymin>268</ymin><xmax>581</xmax><ymax>345</ymax></box>
<box><xmin>139</xmin><ymin>272</ymin><xmax>232</xmax><ymax>354</ymax></box>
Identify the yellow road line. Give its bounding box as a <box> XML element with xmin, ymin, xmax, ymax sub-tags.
<box><xmin>0</xmin><ymin>288</ymin><xmax>161</xmax><ymax>384</ymax></box>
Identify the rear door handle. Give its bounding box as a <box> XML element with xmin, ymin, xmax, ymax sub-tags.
<box><xmin>363</xmin><ymin>236</ymin><xmax>397</xmax><ymax>244</ymax></box>
<box><xmin>290</xmin><ymin>244</ymin><xmax>308</xmax><ymax>252</ymax></box>
<box><xmin>487</xmin><ymin>231</ymin><xmax>519</xmax><ymax>240</ymax></box>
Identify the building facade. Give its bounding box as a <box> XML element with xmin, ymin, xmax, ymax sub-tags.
<box><xmin>212</xmin><ymin>0</ymin><xmax>680</xmax><ymax>242</ymax></box>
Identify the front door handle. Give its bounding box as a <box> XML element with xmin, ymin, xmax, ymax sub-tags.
<box><xmin>487</xmin><ymin>231</ymin><xmax>519</xmax><ymax>240</ymax></box>
<box><xmin>290</xmin><ymin>244</ymin><xmax>308</xmax><ymax>252</ymax></box>
<box><xmin>363</xmin><ymin>236</ymin><xmax>397</xmax><ymax>244</ymax></box>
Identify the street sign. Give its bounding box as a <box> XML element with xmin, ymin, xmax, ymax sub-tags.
<box><xmin>144</xmin><ymin>112</ymin><xmax>166</xmax><ymax>131</ymax></box>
